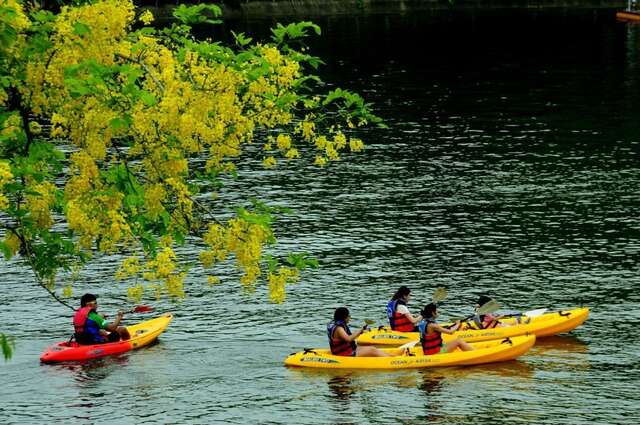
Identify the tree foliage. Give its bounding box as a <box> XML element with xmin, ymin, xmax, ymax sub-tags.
<box><xmin>0</xmin><ymin>0</ymin><xmax>381</xmax><ymax>307</ymax></box>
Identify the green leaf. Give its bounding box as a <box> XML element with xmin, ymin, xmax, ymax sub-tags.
<box><xmin>271</xmin><ymin>22</ymin><xmax>321</xmax><ymax>45</ymax></box>
<box><xmin>231</xmin><ymin>31</ymin><xmax>253</xmax><ymax>48</ymax></box>
<box><xmin>110</xmin><ymin>117</ymin><xmax>130</xmax><ymax>131</ymax></box>
<box><xmin>139</xmin><ymin>91</ymin><xmax>157</xmax><ymax>106</ymax></box>
<box><xmin>172</xmin><ymin>4</ymin><xmax>222</xmax><ymax>26</ymax></box>
<box><xmin>72</xmin><ymin>22</ymin><xmax>91</xmax><ymax>37</ymax></box>
<box><xmin>1</xmin><ymin>333</ymin><xmax>15</xmax><ymax>361</ymax></box>
<box><xmin>0</xmin><ymin>241</ymin><xmax>12</xmax><ymax>260</ymax></box>
<box><xmin>286</xmin><ymin>253</ymin><xmax>319</xmax><ymax>270</ymax></box>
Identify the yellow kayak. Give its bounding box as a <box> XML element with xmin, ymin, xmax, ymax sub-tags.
<box><xmin>357</xmin><ymin>307</ymin><xmax>589</xmax><ymax>346</ymax></box>
<box><xmin>284</xmin><ymin>334</ymin><xmax>535</xmax><ymax>369</ymax></box>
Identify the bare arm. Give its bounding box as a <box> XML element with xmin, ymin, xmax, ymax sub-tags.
<box><xmin>402</xmin><ymin>312</ymin><xmax>422</xmax><ymax>325</ymax></box>
<box><xmin>334</xmin><ymin>325</ymin><xmax>366</xmax><ymax>343</ymax></box>
<box><xmin>105</xmin><ymin>311</ymin><xmax>124</xmax><ymax>332</ymax></box>
<box><xmin>431</xmin><ymin>321</ymin><xmax>461</xmax><ymax>335</ymax></box>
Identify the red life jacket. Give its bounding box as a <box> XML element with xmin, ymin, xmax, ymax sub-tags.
<box><xmin>327</xmin><ymin>321</ymin><xmax>356</xmax><ymax>356</ymax></box>
<box><xmin>73</xmin><ymin>306</ymin><xmax>93</xmax><ymax>333</ymax></box>
<box><xmin>73</xmin><ymin>306</ymin><xmax>104</xmax><ymax>344</ymax></box>
<box><xmin>387</xmin><ymin>300</ymin><xmax>415</xmax><ymax>332</ymax></box>
<box><xmin>420</xmin><ymin>319</ymin><xmax>443</xmax><ymax>355</ymax></box>
<box><xmin>473</xmin><ymin>314</ymin><xmax>499</xmax><ymax>329</ymax></box>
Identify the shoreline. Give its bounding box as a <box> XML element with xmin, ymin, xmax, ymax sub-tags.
<box><xmin>140</xmin><ymin>1</ymin><xmax>629</xmax><ymax>19</ymax></box>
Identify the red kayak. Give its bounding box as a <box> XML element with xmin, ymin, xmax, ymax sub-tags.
<box><xmin>40</xmin><ymin>314</ymin><xmax>172</xmax><ymax>363</ymax></box>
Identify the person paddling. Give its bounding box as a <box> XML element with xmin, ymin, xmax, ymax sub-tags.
<box><xmin>386</xmin><ymin>286</ymin><xmax>422</xmax><ymax>332</ymax></box>
<box><xmin>328</xmin><ymin>307</ymin><xmax>403</xmax><ymax>357</ymax></box>
<box><xmin>418</xmin><ymin>303</ymin><xmax>473</xmax><ymax>355</ymax></box>
<box><xmin>73</xmin><ymin>293</ymin><xmax>131</xmax><ymax>344</ymax></box>
<box><xmin>473</xmin><ymin>295</ymin><xmax>504</xmax><ymax>329</ymax></box>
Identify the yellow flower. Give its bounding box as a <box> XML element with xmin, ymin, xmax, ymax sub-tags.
<box><xmin>314</xmin><ymin>155</ymin><xmax>327</xmax><ymax>167</ymax></box>
<box><xmin>262</xmin><ymin>156</ymin><xmax>277</xmax><ymax>168</ymax></box>
<box><xmin>3</xmin><ymin>233</ymin><xmax>21</xmax><ymax>257</ymax></box>
<box><xmin>207</xmin><ymin>275</ymin><xmax>220</xmax><ymax>285</ymax></box>
<box><xmin>349</xmin><ymin>138</ymin><xmax>365</xmax><ymax>152</ymax></box>
<box><xmin>62</xmin><ymin>286</ymin><xmax>73</xmax><ymax>298</ymax></box>
<box><xmin>276</xmin><ymin>133</ymin><xmax>291</xmax><ymax>150</ymax></box>
<box><xmin>139</xmin><ymin>10</ymin><xmax>154</xmax><ymax>25</ymax></box>
<box><xmin>127</xmin><ymin>284</ymin><xmax>144</xmax><ymax>302</ymax></box>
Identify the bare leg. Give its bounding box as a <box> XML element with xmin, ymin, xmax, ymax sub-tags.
<box><xmin>117</xmin><ymin>326</ymin><xmax>131</xmax><ymax>340</ymax></box>
<box><xmin>356</xmin><ymin>346</ymin><xmax>394</xmax><ymax>357</ymax></box>
<box><xmin>444</xmin><ymin>338</ymin><xmax>473</xmax><ymax>352</ymax></box>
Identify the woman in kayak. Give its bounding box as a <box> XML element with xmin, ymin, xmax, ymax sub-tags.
<box><xmin>418</xmin><ymin>303</ymin><xmax>473</xmax><ymax>355</ymax></box>
<box><xmin>73</xmin><ymin>293</ymin><xmax>130</xmax><ymax>344</ymax></box>
<box><xmin>329</xmin><ymin>307</ymin><xmax>404</xmax><ymax>357</ymax></box>
<box><xmin>386</xmin><ymin>285</ymin><xmax>422</xmax><ymax>332</ymax></box>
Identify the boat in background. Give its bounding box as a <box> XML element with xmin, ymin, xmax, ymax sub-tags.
<box><xmin>357</xmin><ymin>307</ymin><xmax>589</xmax><ymax>346</ymax></box>
<box><xmin>617</xmin><ymin>1</ymin><xmax>640</xmax><ymax>21</ymax></box>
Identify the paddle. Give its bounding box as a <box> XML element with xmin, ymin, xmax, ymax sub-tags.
<box><xmin>432</xmin><ymin>287</ymin><xmax>448</xmax><ymax>304</ymax></box>
<box><xmin>450</xmin><ymin>299</ymin><xmax>501</xmax><ymax>323</ymax></box>
<box><xmin>503</xmin><ymin>308</ymin><xmax>547</xmax><ymax>319</ymax></box>
<box><xmin>127</xmin><ymin>305</ymin><xmax>154</xmax><ymax>314</ymax></box>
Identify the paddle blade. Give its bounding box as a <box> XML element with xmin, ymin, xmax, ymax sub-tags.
<box><xmin>523</xmin><ymin>308</ymin><xmax>547</xmax><ymax>318</ymax></box>
<box><xmin>432</xmin><ymin>287</ymin><xmax>448</xmax><ymax>303</ymax></box>
<box><xmin>132</xmin><ymin>305</ymin><xmax>154</xmax><ymax>313</ymax></box>
<box><xmin>477</xmin><ymin>299</ymin><xmax>500</xmax><ymax>315</ymax></box>
<box><xmin>398</xmin><ymin>340</ymin><xmax>419</xmax><ymax>350</ymax></box>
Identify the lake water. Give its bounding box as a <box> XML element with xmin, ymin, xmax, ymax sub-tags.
<box><xmin>1</xmin><ymin>8</ymin><xmax>639</xmax><ymax>424</ymax></box>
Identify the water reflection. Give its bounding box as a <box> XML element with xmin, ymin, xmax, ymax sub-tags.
<box><xmin>44</xmin><ymin>354</ymin><xmax>130</xmax><ymax>387</ymax></box>
<box><xmin>327</xmin><ymin>374</ymin><xmax>356</xmax><ymax>401</ymax></box>
<box><xmin>533</xmin><ymin>335</ymin><xmax>588</xmax><ymax>353</ymax></box>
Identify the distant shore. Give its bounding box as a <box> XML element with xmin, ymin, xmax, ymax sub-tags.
<box><xmin>140</xmin><ymin>0</ymin><xmax>628</xmax><ymax>19</ymax></box>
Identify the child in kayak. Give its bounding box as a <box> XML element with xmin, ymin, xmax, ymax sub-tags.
<box><xmin>329</xmin><ymin>307</ymin><xmax>405</xmax><ymax>357</ymax></box>
<box><xmin>418</xmin><ymin>303</ymin><xmax>473</xmax><ymax>355</ymax></box>
<box><xmin>73</xmin><ymin>293</ymin><xmax>130</xmax><ymax>344</ymax></box>
<box><xmin>473</xmin><ymin>295</ymin><xmax>505</xmax><ymax>329</ymax></box>
<box><xmin>386</xmin><ymin>286</ymin><xmax>422</xmax><ymax>332</ymax></box>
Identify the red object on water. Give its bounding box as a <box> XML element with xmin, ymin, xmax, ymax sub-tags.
<box><xmin>132</xmin><ymin>305</ymin><xmax>153</xmax><ymax>313</ymax></box>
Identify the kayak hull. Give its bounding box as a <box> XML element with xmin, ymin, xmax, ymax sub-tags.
<box><xmin>357</xmin><ymin>307</ymin><xmax>589</xmax><ymax>346</ymax></box>
<box><xmin>284</xmin><ymin>335</ymin><xmax>535</xmax><ymax>369</ymax></box>
<box><xmin>40</xmin><ymin>313</ymin><xmax>172</xmax><ymax>363</ymax></box>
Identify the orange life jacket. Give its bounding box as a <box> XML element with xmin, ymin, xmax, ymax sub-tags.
<box><xmin>327</xmin><ymin>321</ymin><xmax>356</xmax><ymax>356</ymax></box>
<box><xmin>419</xmin><ymin>319</ymin><xmax>443</xmax><ymax>355</ymax></box>
<box><xmin>386</xmin><ymin>299</ymin><xmax>415</xmax><ymax>332</ymax></box>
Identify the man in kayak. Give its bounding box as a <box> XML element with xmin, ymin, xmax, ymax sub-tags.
<box><xmin>73</xmin><ymin>293</ymin><xmax>131</xmax><ymax>344</ymax></box>
<box><xmin>419</xmin><ymin>303</ymin><xmax>473</xmax><ymax>355</ymax></box>
<box><xmin>386</xmin><ymin>286</ymin><xmax>422</xmax><ymax>332</ymax></box>
<box><xmin>329</xmin><ymin>307</ymin><xmax>405</xmax><ymax>357</ymax></box>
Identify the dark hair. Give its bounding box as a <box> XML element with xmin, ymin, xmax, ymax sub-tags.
<box><xmin>80</xmin><ymin>293</ymin><xmax>97</xmax><ymax>307</ymax></box>
<box><xmin>421</xmin><ymin>303</ymin><xmax>437</xmax><ymax>319</ymax></box>
<box><xmin>477</xmin><ymin>295</ymin><xmax>492</xmax><ymax>307</ymax></box>
<box><xmin>334</xmin><ymin>307</ymin><xmax>350</xmax><ymax>322</ymax></box>
<box><xmin>392</xmin><ymin>285</ymin><xmax>411</xmax><ymax>301</ymax></box>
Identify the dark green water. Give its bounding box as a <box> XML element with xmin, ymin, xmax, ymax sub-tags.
<box><xmin>1</xmin><ymin>8</ymin><xmax>639</xmax><ymax>424</ymax></box>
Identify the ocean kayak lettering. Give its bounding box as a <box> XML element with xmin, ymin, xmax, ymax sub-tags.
<box><xmin>88</xmin><ymin>349</ymin><xmax>104</xmax><ymax>356</ymax></box>
<box><xmin>300</xmin><ymin>356</ymin><xmax>339</xmax><ymax>364</ymax></box>
<box><xmin>373</xmin><ymin>335</ymin><xmax>410</xmax><ymax>340</ymax></box>
<box><xmin>457</xmin><ymin>331</ymin><xmax>500</xmax><ymax>338</ymax></box>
